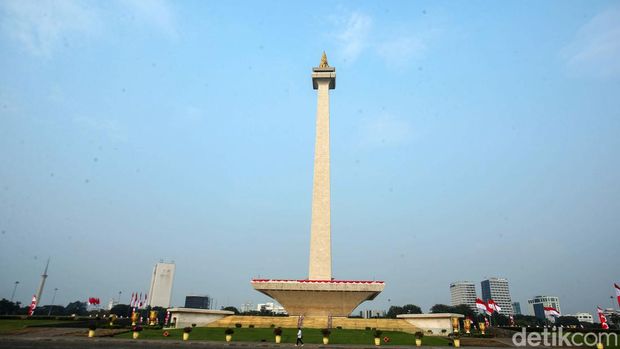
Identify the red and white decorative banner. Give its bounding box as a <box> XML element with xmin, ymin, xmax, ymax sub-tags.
<box><xmin>544</xmin><ymin>306</ymin><xmax>560</xmax><ymax>317</ymax></box>
<box><xmin>597</xmin><ymin>306</ymin><xmax>609</xmax><ymax>330</ymax></box>
<box><xmin>488</xmin><ymin>299</ymin><xmax>502</xmax><ymax>313</ymax></box>
<box><xmin>614</xmin><ymin>283</ymin><xmax>620</xmax><ymax>307</ymax></box>
<box><xmin>27</xmin><ymin>295</ymin><xmax>37</xmax><ymax>316</ymax></box>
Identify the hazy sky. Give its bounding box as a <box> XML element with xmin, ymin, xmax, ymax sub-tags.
<box><xmin>1</xmin><ymin>0</ymin><xmax>619</xmax><ymax>316</ymax></box>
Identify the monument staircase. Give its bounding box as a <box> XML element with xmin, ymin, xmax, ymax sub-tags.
<box><xmin>205</xmin><ymin>315</ymin><xmax>420</xmax><ymax>333</ymax></box>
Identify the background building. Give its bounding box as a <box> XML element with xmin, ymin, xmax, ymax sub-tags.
<box><xmin>360</xmin><ymin>309</ymin><xmax>386</xmax><ymax>318</ymax></box>
<box><xmin>450</xmin><ymin>281</ymin><xmax>478</xmax><ymax>313</ymax></box>
<box><xmin>565</xmin><ymin>312</ymin><xmax>593</xmax><ymax>323</ymax></box>
<box><xmin>184</xmin><ymin>295</ymin><xmax>210</xmax><ymax>309</ymax></box>
<box><xmin>147</xmin><ymin>262</ymin><xmax>176</xmax><ymax>308</ymax></box>
<box><xmin>481</xmin><ymin>277</ymin><xmax>514</xmax><ymax>315</ymax></box>
<box><xmin>512</xmin><ymin>302</ymin><xmax>522</xmax><ymax>315</ymax></box>
<box><xmin>257</xmin><ymin>302</ymin><xmax>287</xmax><ymax>315</ymax></box>
<box><xmin>527</xmin><ymin>295</ymin><xmax>561</xmax><ymax>320</ymax></box>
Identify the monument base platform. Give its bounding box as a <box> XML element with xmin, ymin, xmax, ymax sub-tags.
<box><xmin>251</xmin><ymin>279</ymin><xmax>384</xmax><ymax>317</ymax></box>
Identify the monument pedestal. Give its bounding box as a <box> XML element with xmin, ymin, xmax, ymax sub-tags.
<box><xmin>252</xmin><ymin>279</ymin><xmax>384</xmax><ymax>317</ymax></box>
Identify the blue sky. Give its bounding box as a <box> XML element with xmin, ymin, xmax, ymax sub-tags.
<box><xmin>1</xmin><ymin>0</ymin><xmax>619</xmax><ymax>316</ymax></box>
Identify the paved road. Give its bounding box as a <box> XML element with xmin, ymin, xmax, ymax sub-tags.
<box><xmin>0</xmin><ymin>337</ymin><xmax>504</xmax><ymax>349</ymax></box>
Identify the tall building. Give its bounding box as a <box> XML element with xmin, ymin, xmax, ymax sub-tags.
<box><xmin>184</xmin><ymin>295</ymin><xmax>210</xmax><ymax>309</ymax></box>
<box><xmin>512</xmin><ymin>302</ymin><xmax>522</xmax><ymax>315</ymax></box>
<box><xmin>147</xmin><ymin>262</ymin><xmax>176</xmax><ymax>308</ymax></box>
<box><xmin>481</xmin><ymin>277</ymin><xmax>514</xmax><ymax>315</ymax></box>
<box><xmin>527</xmin><ymin>295</ymin><xmax>561</xmax><ymax>320</ymax></box>
<box><xmin>450</xmin><ymin>281</ymin><xmax>478</xmax><ymax>313</ymax></box>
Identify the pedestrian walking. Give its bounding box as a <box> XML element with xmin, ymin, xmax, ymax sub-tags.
<box><xmin>295</xmin><ymin>327</ymin><xmax>304</xmax><ymax>346</ymax></box>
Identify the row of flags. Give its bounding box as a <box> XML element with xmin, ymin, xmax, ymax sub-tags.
<box><xmin>130</xmin><ymin>292</ymin><xmax>148</xmax><ymax>309</ymax></box>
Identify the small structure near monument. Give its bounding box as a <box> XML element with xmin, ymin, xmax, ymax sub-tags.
<box><xmin>397</xmin><ymin>313</ymin><xmax>465</xmax><ymax>335</ymax></box>
<box><xmin>167</xmin><ymin>308</ymin><xmax>234</xmax><ymax>328</ymax></box>
<box><xmin>251</xmin><ymin>53</ymin><xmax>384</xmax><ymax>317</ymax></box>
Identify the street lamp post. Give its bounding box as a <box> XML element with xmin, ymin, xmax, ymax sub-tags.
<box><xmin>48</xmin><ymin>288</ymin><xmax>58</xmax><ymax>316</ymax></box>
<box><xmin>10</xmin><ymin>281</ymin><xmax>19</xmax><ymax>303</ymax></box>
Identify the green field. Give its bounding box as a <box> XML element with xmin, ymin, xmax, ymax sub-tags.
<box><xmin>0</xmin><ymin>319</ymin><xmax>65</xmax><ymax>335</ymax></box>
<box><xmin>116</xmin><ymin>327</ymin><xmax>451</xmax><ymax>346</ymax></box>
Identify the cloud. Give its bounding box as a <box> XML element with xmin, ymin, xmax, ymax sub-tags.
<box><xmin>334</xmin><ymin>12</ymin><xmax>373</xmax><ymax>63</ymax></box>
<box><xmin>0</xmin><ymin>0</ymin><xmax>177</xmax><ymax>57</ymax></box>
<box><xmin>0</xmin><ymin>0</ymin><xmax>101</xmax><ymax>57</ymax></box>
<box><xmin>376</xmin><ymin>36</ymin><xmax>426</xmax><ymax>68</ymax></box>
<box><xmin>358</xmin><ymin>114</ymin><xmax>413</xmax><ymax>147</ymax></box>
<box><xmin>330</xmin><ymin>10</ymin><xmax>430</xmax><ymax>68</ymax></box>
<box><xmin>562</xmin><ymin>7</ymin><xmax>620</xmax><ymax>78</ymax></box>
<box><xmin>120</xmin><ymin>0</ymin><xmax>177</xmax><ymax>39</ymax></box>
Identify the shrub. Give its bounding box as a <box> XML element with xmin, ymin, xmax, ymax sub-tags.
<box><xmin>273</xmin><ymin>327</ymin><xmax>283</xmax><ymax>336</ymax></box>
<box><xmin>321</xmin><ymin>328</ymin><xmax>331</xmax><ymax>337</ymax></box>
<box><xmin>427</xmin><ymin>330</ymin><xmax>433</xmax><ymax>334</ymax></box>
<box><xmin>191</xmin><ymin>323</ymin><xmax>196</xmax><ymax>328</ymax></box>
<box><xmin>88</xmin><ymin>323</ymin><xmax>97</xmax><ymax>331</ymax></box>
<box><xmin>235</xmin><ymin>323</ymin><xmax>242</xmax><ymax>328</ymax></box>
<box><xmin>374</xmin><ymin>330</ymin><xmax>383</xmax><ymax>338</ymax></box>
<box><xmin>365</xmin><ymin>326</ymin><xmax>371</xmax><ymax>331</ymax></box>
<box><xmin>183</xmin><ymin>327</ymin><xmax>192</xmax><ymax>333</ymax></box>
<box><xmin>336</xmin><ymin>326</ymin><xmax>342</xmax><ymax>330</ymax></box>
<box><xmin>270</xmin><ymin>324</ymin><xmax>275</xmax><ymax>328</ymax></box>
<box><xmin>225</xmin><ymin>328</ymin><xmax>234</xmax><ymax>335</ymax></box>
<box><xmin>132</xmin><ymin>325</ymin><xmax>143</xmax><ymax>332</ymax></box>
<box><xmin>249</xmin><ymin>324</ymin><xmax>254</xmax><ymax>328</ymax></box>
<box><xmin>415</xmin><ymin>331</ymin><xmax>424</xmax><ymax>339</ymax></box>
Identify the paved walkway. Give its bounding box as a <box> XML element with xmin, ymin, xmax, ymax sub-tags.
<box><xmin>0</xmin><ymin>336</ymin><xmax>509</xmax><ymax>349</ymax></box>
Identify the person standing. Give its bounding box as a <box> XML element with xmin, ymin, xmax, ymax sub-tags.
<box><xmin>296</xmin><ymin>327</ymin><xmax>304</xmax><ymax>346</ymax></box>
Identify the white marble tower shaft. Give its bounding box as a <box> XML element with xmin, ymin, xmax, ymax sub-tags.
<box><xmin>308</xmin><ymin>53</ymin><xmax>336</xmax><ymax>280</ymax></box>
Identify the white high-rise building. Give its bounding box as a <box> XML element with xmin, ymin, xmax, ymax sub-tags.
<box><xmin>481</xmin><ymin>277</ymin><xmax>515</xmax><ymax>315</ymax></box>
<box><xmin>450</xmin><ymin>281</ymin><xmax>478</xmax><ymax>313</ymax></box>
<box><xmin>148</xmin><ymin>262</ymin><xmax>176</xmax><ymax>308</ymax></box>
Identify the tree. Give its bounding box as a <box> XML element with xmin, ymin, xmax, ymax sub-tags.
<box><xmin>557</xmin><ymin>316</ymin><xmax>580</xmax><ymax>327</ymax></box>
<box><xmin>451</xmin><ymin>304</ymin><xmax>476</xmax><ymax>319</ymax></box>
<box><xmin>222</xmin><ymin>306</ymin><xmax>240</xmax><ymax>315</ymax></box>
<box><xmin>65</xmin><ymin>301</ymin><xmax>88</xmax><ymax>316</ymax></box>
<box><xmin>430</xmin><ymin>304</ymin><xmax>453</xmax><ymax>314</ymax></box>
<box><xmin>387</xmin><ymin>304</ymin><xmax>423</xmax><ymax>318</ymax></box>
<box><xmin>37</xmin><ymin>305</ymin><xmax>66</xmax><ymax>316</ymax></box>
<box><xmin>110</xmin><ymin>304</ymin><xmax>132</xmax><ymax>317</ymax></box>
<box><xmin>402</xmin><ymin>304</ymin><xmax>423</xmax><ymax>314</ymax></box>
<box><xmin>0</xmin><ymin>298</ymin><xmax>20</xmax><ymax>315</ymax></box>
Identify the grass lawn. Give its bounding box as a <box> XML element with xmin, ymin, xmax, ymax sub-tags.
<box><xmin>116</xmin><ymin>327</ymin><xmax>451</xmax><ymax>346</ymax></box>
<box><xmin>0</xmin><ymin>319</ymin><xmax>66</xmax><ymax>335</ymax></box>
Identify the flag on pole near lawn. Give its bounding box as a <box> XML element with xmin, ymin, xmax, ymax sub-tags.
<box><xmin>544</xmin><ymin>307</ymin><xmax>560</xmax><ymax>317</ymax></box>
<box><xmin>597</xmin><ymin>306</ymin><xmax>609</xmax><ymax>330</ymax></box>
<box><xmin>27</xmin><ymin>295</ymin><xmax>37</xmax><ymax>316</ymax></box>
<box><xmin>615</xmin><ymin>283</ymin><xmax>620</xmax><ymax>307</ymax></box>
<box><xmin>130</xmin><ymin>292</ymin><xmax>135</xmax><ymax>307</ymax></box>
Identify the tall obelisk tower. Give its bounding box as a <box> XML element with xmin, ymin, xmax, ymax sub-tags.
<box><xmin>308</xmin><ymin>52</ymin><xmax>336</xmax><ymax>280</ymax></box>
<box><xmin>35</xmin><ymin>258</ymin><xmax>50</xmax><ymax>306</ymax></box>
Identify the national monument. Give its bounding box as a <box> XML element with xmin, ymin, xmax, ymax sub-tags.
<box><xmin>251</xmin><ymin>53</ymin><xmax>385</xmax><ymax>317</ymax></box>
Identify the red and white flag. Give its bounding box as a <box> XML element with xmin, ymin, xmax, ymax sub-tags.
<box><xmin>476</xmin><ymin>298</ymin><xmax>489</xmax><ymax>313</ymax></box>
<box><xmin>27</xmin><ymin>295</ymin><xmax>37</xmax><ymax>316</ymax></box>
<box><xmin>488</xmin><ymin>299</ymin><xmax>502</xmax><ymax>313</ymax></box>
<box><xmin>544</xmin><ymin>306</ymin><xmax>560</xmax><ymax>317</ymax></box>
<box><xmin>597</xmin><ymin>306</ymin><xmax>609</xmax><ymax>330</ymax></box>
<box><xmin>615</xmin><ymin>283</ymin><xmax>620</xmax><ymax>307</ymax></box>
<box><xmin>509</xmin><ymin>315</ymin><xmax>515</xmax><ymax>326</ymax></box>
<box><xmin>130</xmin><ymin>292</ymin><xmax>135</xmax><ymax>307</ymax></box>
